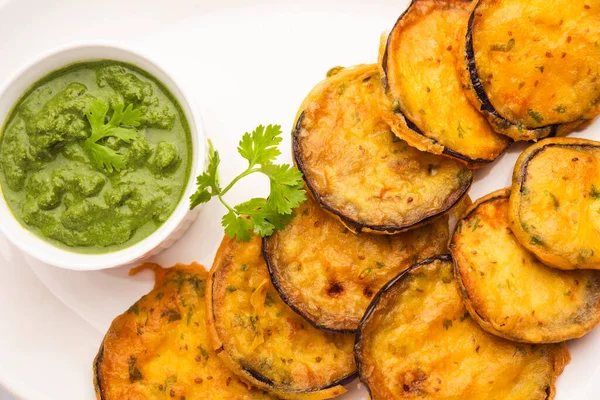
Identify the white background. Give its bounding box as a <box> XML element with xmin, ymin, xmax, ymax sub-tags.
<box><xmin>0</xmin><ymin>0</ymin><xmax>598</xmax><ymax>399</ymax></box>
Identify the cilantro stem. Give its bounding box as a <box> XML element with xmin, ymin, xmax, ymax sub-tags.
<box><xmin>189</xmin><ymin>124</ymin><xmax>306</xmax><ymax>242</ymax></box>
<box><xmin>219</xmin><ymin>167</ymin><xmax>261</xmax><ymax>196</ymax></box>
<box><xmin>217</xmin><ymin>166</ymin><xmax>261</xmax><ymax>216</ymax></box>
<box><xmin>217</xmin><ymin>194</ymin><xmax>235</xmax><ymax>214</ymax></box>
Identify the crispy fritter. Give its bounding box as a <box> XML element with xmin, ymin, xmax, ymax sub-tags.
<box><xmin>510</xmin><ymin>138</ymin><xmax>600</xmax><ymax>270</ymax></box>
<box><xmin>382</xmin><ymin>0</ymin><xmax>511</xmax><ymax>165</ymax></box>
<box><xmin>452</xmin><ymin>189</ymin><xmax>600</xmax><ymax>343</ymax></box>
<box><xmin>264</xmin><ymin>193</ymin><xmax>449</xmax><ymax>333</ymax></box>
<box><xmin>464</xmin><ymin>0</ymin><xmax>600</xmax><ymax>140</ymax></box>
<box><xmin>207</xmin><ymin>235</ymin><xmax>357</xmax><ymax>399</ymax></box>
<box><xmin>355</xmin><ymin>256</ymin><xmax>570</xmax><ymax>399</ymax></box>
<box><xmin>293</xmin><ymin>64</ymin><xmax>472</xmax><ymax>234</ymax></box>
<box><xmin>94</xmin><ymin>263</ymin><xmax>276</xmax><ymax>400</ymax></box>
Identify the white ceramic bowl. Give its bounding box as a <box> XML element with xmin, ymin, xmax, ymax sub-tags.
<box><xmin>0</xmin><ymin>43</ymin><xmax>206</xmax><ymax>271</ymax></box>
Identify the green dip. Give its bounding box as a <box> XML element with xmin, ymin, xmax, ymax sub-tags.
<box><xmin>0</xmin><ymin>61</ymin><xmax>193</xmax><ymax>253</ymax></box>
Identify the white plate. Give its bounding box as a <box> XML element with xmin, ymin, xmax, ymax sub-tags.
<box><xmin>0</xmin><ymin>0</ymin><xmax>598</xmax><ymax>399</ymax></box>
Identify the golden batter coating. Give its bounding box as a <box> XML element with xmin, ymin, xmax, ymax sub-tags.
<box><xmin>464</xmin><ymin>0</ymin><xmax>600</xmax><ymax>140</ymax></box>
<box><xmin>510</xmin><ymin>137</ymin><xmax>600</xmax><ymax>270</ymax></box>
<box><xmin>382</xmin><ymin>0</ymin><xmax>511</xmax><ymax>166</ymax></box>
<box><xmin>293</xmin><ymin>64</ymin><xmax>472</xmax><ymax>234</ymax></box>
<box><xmin>452</xmin><ymin>189</ymin><xmax>600</xmax><ymax>343</ymax></box>
<box><xmin>207</xmin><ymin>235</ymin><xmax>357</xmax><ymax>399</ymax></box>
<box><xmin>355</xmin><ymin>256</ymin><xmax>570</xmax><ymax>400</ymax></box>
<box><xmin>264</xmin><ymin>194</ymin><xmax>449</xmax><ymax>333</ymax></box>
<box><xmin>94</xmin><ymin>263</ymin><xmax>276</xmax><ymax>400</ymax></box>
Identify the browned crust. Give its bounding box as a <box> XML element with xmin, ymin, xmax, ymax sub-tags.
<box><xmin>93</xmin><ymin>343</ymin><xmax>105</xmax><ymax>400</ymax></box>
<box><xmin>451</xmin><ymin>188</ymin><xmax>600</xmax><ymax>343</ymax></box>
<box><xmin>551</xmin><ymin>343</ymin><xmax>571</xmax><ymax>398</ymax></box>
<box><xmin>381</xmin><ymin>0</ymin><xmax>513</xmax><ymax>163</ymax></box>
<box><xmin>354</xmin><ymin>255</ymin><xmax>453</xmax><ymax>400</ymax></box>
<box><xmin>206</xmin><ymin>235</ymin><xmax>355</xmax><ymax>399</ymax></box>
<box><xmin>93</xmin><ymin>264</ymin><xmax>280</xmax><ymax>400</ymax></box>
<box><xmin>461</xmin><ymin>0</ymin><xmax>588</xmax><ymax>141</ymax></box>
<box><xmin>293</xmin><ymin>132</ymin><xmax>470</xmax><ymax>234</ymax></box>
<box><xmin>292</xmin><ymin>64</ymin><xmax>472</xmax><ymax>235</ymax></box>
<box><xmin>263</xmin><ymin>205</ymin><xmax>450</xmax><ymax>334</ymax></box>
<box><xmin>354</xmin><ymin>253</ymin><xmax>570</xmax><ymax>399</ymax></box>
<box><xmin>262</xmin><ymin>233</ymin><xmax>358</xmax><ymax>335</ymax></box>
<box><xmin>509</xmin><ymin>137</ymin><xmax>600</xmax><ymax>270</ymax></box>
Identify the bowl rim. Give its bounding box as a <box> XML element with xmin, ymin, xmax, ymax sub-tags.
<box><xmin>0</xmin><ymin>40</ymin><xmax>206</xmax><ymax>271</ymax></box>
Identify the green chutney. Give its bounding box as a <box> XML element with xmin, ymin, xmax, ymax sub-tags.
<box><xmin>0</xmin><ymin>61</ymin><xmax>193</xmax><ymax>253</ymax></box>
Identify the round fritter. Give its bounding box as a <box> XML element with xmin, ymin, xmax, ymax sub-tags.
<box><xmin>207</xmin><ymin>235</ymin><xmax>357</xmax><ymax>399</ymax></box>
<box><xmin>293</xmin><ymin>64</ymin><xmax>472</xmax><ymax>234</ymax></box>
<box><xmin>464</xmin><ymin>0</ymin><xmax>600</xmax><ymax>141</ymax></box>
<box><xmin>382</xmin><ymin>0</ymin><xmax>511</xmax><ymax>166</ymax></box>
<box><xmin>510</xmin><ymin>138</ymin><xmax>600</xmax><ymax>270</ymax></box>
<box><xmin>94</xmin><ymin>263</ymin><xmax>276</xmax><ymax>400</ymax></box>
<box><xmin>355</xmin><ymin>256</ymin><xmax>570</xmax><ymax>400</ymax></box>
<box><xmin>263</xmin><ymin>193</ymin><xmax>450</xmax><ymax>333</ymax></box>
<box><xmin>451</xmin><ymin>189</ymin><xmax>600</xmax><ymax>343</ymax></box>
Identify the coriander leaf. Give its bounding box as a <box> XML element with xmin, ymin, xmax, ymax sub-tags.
<box><xmin>190</xmin><ymin>190</ymin><xmax>213</xmax><ymax>209</ymax></box>
<box><xmin>260</xmin><ymin>162</ymin><xmax>304</xmax><ymax>186</ymax></box>
<box><xmin>201</xmin><ymin>140</ymin><xmax>221</xmax><ymax>193</ymax></box>
<box><xmin>86</xmin><ymin>142</ymin><xmax>127</xmax><ymax>173</ymax></box>
<box><xmin>110</xmin><ymin>127</ymin><xmax>140</xmax><ymax>143</ymax></box>
<box><xmin>238</xmin><ymin>124</ymin><xmax>282</xmax><ymax>166</ymax></box>
<box><xmin>527</xmin><ymin>109</ymin><xmax>544</xmax><ymax>124</ymax></box>
<box><xmin>191</xmin><ymin>124</ymin><xmax>306</xmax><ymax>242</ymax></box>
<box><xmin>85</xmin><ymin>99</ymin><xmax>142</xmax><ymax>172</ymax></box>
<box><xmin>490</xmin><ymin>38</ymin><xmax>515</xmax><ymax>52</ymax></box>
<box><xmin>234</xmin><ymin>198</ymin><xmax>269</xmax><ymax>214</ymax></box>
<box><xmin>110</xmin><ymin>103</ymin><xmax>142</xmax><ymax>127</ymax></box>
<box><xmin>261</xmin><ymin>163</ymin><xmax>306</xmax><ymax>214</ymax></box>
<box><xmin>268</xmin><ymin>181</ymin><xmax>306</xmax><ymax>215</ymax></box>
<box><xmin>222</xmin><ymin>210</ymin><xmax>253</xmax><ymax>242</ymax></box>
<box><xmin>443</xmin><ymin>319</ymin><xmax>453</xmax><ymax>330</ymax></box>
<box><xmin>237</xmin><ymin>199</ymin><xmax>278</xmax><ymax>237</ymax></box>
<box><xmin>235</xmin><ymin>198</ymin><xmax>296</xmax><ymax>237</ymax></box>
<box><xmin>457</xmin><ymin>122</ymin><xmax>465</xmax><ymax>139</ymax></box>
<box><xmin>554</xmin><ymin>105</ymin><xmax>566</xmax><ymax>114</ymax></box>
<box><xmin>190</xmin><ymin>140</ymin><xmax>221</xmax><ymax>208</ymax></box>
<box><xmin>86</xmin><ymin>99</ymin><xmax>109</xmax><ymax>134</ymax></box>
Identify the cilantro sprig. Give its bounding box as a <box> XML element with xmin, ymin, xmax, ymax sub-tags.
<box><xmin>190</xmin><ymin>124</ymin><xmax>306</xmax><ymax>242</ymax></box>
<box><xmin>85</xmin><ymin>99</ymin><xmax>142</xmax><ymax>172</ymax></box>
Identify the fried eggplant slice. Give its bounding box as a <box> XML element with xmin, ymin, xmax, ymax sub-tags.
<box><xmin>510</xmin><ymin>137</ymin><xmax>600</xmax><ymax>270</ymax></box>
<box><xmin>381</xmin><ymin>0</ymin><xmax>511</xmax><ymax>166</ymax></box>
<box><xmin>452</xmin><ymin>189</ymin><xmax>600</xmax><ymax>343</ymax></box>
<box><xmin>463</xmin><ymin>0</ymin><xmax>600</xmax><ymax>141</ymax></box>
<box><xmin>355</xmin><ymin>256</ymin><xmax>570</xmax><ymax>400</ymax></box>
<box><xmin>94</xmin><ymin>263</ymin><xmax>276</xmax><ymax>400</ymax></box>
<box><xmin>293</xmin><ymin>64</ymin><xmax>472</xmax><ymax>234</ymax></box>
<box><xmin>263</xmin><ymin>194</ymin><xmax>449</xmax><ymax>333</ymax></box>
<box><xmin>207</xmin><ymin>235</ymin><xmax>357</xmax><ymax>399</ymax></box>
